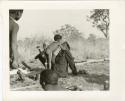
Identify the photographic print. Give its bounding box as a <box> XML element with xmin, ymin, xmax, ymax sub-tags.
<box><xmin>9</xmin><ymin>9</ymin><xmax>110</xmax><ymax>91</ymax></box>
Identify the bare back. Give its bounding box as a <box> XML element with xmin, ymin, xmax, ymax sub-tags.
<box><xmin>45</xmin><ymin>41</ymin><xmax>61</xmax><ymax>69</ymax></box>
<box><xmin>46</xmin><ymin>41</ymin><xmax>60</xmax><ymax>54</ymax></box>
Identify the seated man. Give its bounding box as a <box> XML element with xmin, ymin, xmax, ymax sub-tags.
<box><xmin>40</xmin><ymin>69</ymin><xmax>68</xmax><ymax>91</ymax></box>
<box><xmin>54</xmin><ymin>42</ymin><xmax>77</xmax><ymax>77</ymax></box>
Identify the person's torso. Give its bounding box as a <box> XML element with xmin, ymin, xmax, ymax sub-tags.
<box><xmin>46</xmin><ymin>41</ymin><xmax>60</xmax><ymax>55</ymax></box>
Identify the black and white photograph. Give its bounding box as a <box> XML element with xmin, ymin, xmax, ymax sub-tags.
<box><xmin>1</xmin><ymin>0</ymin><xmax>125</xmax><ymax>101</ymax></box>
<box><xmin>9</xmin><ymin>9</ymin><xmax>110</xmax><ymax>91</ymax></box>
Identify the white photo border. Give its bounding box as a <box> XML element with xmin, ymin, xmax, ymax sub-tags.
<box><xmin>1</xmin><ymin>1</ymin><xmax>125</xmax><ymax>101</ymax></box>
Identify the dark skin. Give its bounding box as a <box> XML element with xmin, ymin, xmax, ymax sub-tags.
<box><xmin>35</xmin><ymin>49</ymin><xmax>47</xmax><ymax>68</ymax></box>
<box><xmin>40</xmin><ymin>69</ymin><xmax>68</xmax><ymax>91</ymax></box>
<box><xmin>46</xmin><ymin>38</ymin><xmax>68</xmax><ymax>69</ymax></box>
<box><xmin>9</xmin><ymin>10</ymin><xmax>23</xmax><ymax>69</ymax></box>
<box><xmin>53</xmin><ymin>41</ymin><xmax>77</xmax><ymax>76</ymax></box>
<box><xmin>35</xmin><ymin>44</ymin><xmax>47</xmax><ymax>68</ymax></box>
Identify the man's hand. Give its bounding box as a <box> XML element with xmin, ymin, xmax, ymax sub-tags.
<box><xmin>11</xmin><ymin>60</ymin><xmax>19</xmax><ymax>69</ymax></box>
<box><xmin>11</xmin><ymin>56</ymin><xmax>23</xmax><ymax>69</ymax></box>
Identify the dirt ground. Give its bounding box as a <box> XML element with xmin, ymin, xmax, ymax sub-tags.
<box><xmin>10</xmin><ymin>61</ymin><xmax>109</xmax><ymax>91</ymax></box>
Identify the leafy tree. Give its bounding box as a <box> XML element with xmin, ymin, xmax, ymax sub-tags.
<box><xmin>53</xmin><ymin>24</ymin><xmax>84</xmax><ymax>41</ymax></box>
<box><xmin>88</xmin><ymin>34</ymin><xmax>97</xmax><ymax>46</ymax></box>
<box><xmin>88</xmin><ymin>9</ymin><xmax>110</xmax><ymax>38</ymax></box>
<box><xmin>88</xmin><ymin>34</ymin><xmax>96</xmax><ymax>41</ymax></box>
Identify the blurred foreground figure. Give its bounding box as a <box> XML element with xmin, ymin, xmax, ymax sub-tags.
<box><xmin>9</xmin><ymin>9</ymin><xmax>23</xmax><ymax>69</ymax></box>
<box><xmin>40</xmin><ymin>69</ymin><xmax>68</xmax><ymax>91</ymax></box>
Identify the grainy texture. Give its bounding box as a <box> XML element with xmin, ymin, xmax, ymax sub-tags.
<box><xmin>10</xmin><ymin>61</ymin><xmax>109</xmax><ymax>91</ymax></box>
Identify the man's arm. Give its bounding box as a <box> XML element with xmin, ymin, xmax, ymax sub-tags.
<box><xmin>35</xmin><ymin>49</ymin><xmax>45</xmax><ymax>59</ymax></box>
<box><xmin>35</xmin><ymin>54</ymin><xmax>40</xmax><ymax>59</ymax></box>
<box><xmin>59</xmin><ymin>42</ymin><xmax>70</xmax><ymax>51</ymax></box>
<box><xmin>11</xmin><ymin>23</ymin><xmax>19</xmax><ymax>62</ymax></box>
<box><xmin>48</xmin><ymin>52</ymin><xmax>52</xmax><ymax>69</ymax></box>
<box><xmin>46</xmin><ymin>48</ymin><xmax>53</xmax><ymax>69</ymax></box>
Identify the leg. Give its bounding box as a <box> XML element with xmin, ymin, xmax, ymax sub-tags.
<box><xmin>64</xmin><ymin>50</ymin><xmax>77</xmax><ymax>75</ymax></box>
<box><xmin>46</xmin><ymin>54</ymin><xmax>50</xmax><ymax>69</ymax></box>
<box><xmin>51</xmin><ymin>54</ymin><xmax>56</xmax><ymax>70</ymax></box>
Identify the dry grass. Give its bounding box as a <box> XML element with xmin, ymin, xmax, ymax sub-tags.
<box><xmin>18</xmin><ymin>36</ymin><xmax>109</xmax><ymax>62</ymax></box>
<box><xmin>69</xmin><ymin>38</ymin><xmax>109</xmax><ymax>60</ymax></box>
<box><xmin>10</xmin><ymin>61</ymin><xmax>109</xmax><ymax>91</ymax></box>
<box><xmin>12</xmin><ymin>36</ymin><xmax>109</xmax><ymax>91</ymax></box>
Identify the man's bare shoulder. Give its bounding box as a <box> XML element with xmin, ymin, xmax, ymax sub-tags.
<box><xmin>48</xmin><ymin>41</ymin><xmax>59</xmax><ymax>46</ymax></box>
<box><xmin>46</xmin><ymin>41</ymin><xmax>59</xmax><ymax>51</ymax></box>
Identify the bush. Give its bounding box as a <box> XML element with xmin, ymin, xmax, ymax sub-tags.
<box><xmin>18</xmin><ymin>35</ymin><xmax>109</xmax><ymax>62</ymax></box>
<box><xmin>69</xmin><ymin>38</ymin><xmax>109</xmax><ymax>60</ymax></box>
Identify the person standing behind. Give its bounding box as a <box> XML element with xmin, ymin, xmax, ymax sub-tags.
<box><xmin>9</xmin><ymin>9</ymin><xmax>23</xmax><ymax>69</ymax></box>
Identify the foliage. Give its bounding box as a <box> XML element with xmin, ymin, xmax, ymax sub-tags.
<box><xmin>53</xmin><ymin>24</ymin><xmax>84</xmax><ymax>41</ymax></box>
<box><xmin>88</xmin><ymin>9</ymin><xmax>110</xmax><ymax>38</ymax></box>
<box><xmin>88</xmin><ymin>34</ymin><xmax>96</xmax><ymax>41</ymax></box>
<box><xmin>18</xmin><ymin>36</ymin><xmax>109</xmax><ymax>62</ymax></box>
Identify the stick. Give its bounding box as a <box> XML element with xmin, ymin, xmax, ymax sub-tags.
<box><xmin>22</xmin><ymin>61</ymin><xmax>32</xmax><ymax>70</ymax></box>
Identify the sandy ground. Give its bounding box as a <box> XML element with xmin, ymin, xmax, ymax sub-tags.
<box><xmin>10</xmin><ymin>61</ymin><xmax>109</xmax><ymax>91</ymax></box>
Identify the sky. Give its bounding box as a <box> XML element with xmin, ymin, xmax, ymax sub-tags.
<box><xmin>17</xmin><ymin>10</ymin><xmax>104</xmax><ymax>40</ymax></box>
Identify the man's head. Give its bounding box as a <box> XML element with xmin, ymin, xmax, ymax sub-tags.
<box><xmin>54</xmin><ymin>34</ymin><xmax>62</xmax><ymax>42</ymax></box>
<box><xmin>9</xmin><ymin>9</ymin><xmax>23</xmax><ymax>21</ymax></box>
<box><xmin>40</xmin><ymin>69</ymin><xmax>58</xmax><ymax>85</ymax></box>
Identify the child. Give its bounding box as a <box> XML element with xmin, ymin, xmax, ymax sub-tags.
<box><xmin>45</xmin><ymin>34</ymin><xmax>63</xmax><ymax>69</ymax></box>
<box><xmin>40</xmin><ymin>69</ymin><xmax>68</xmax><ymax>91</ymax></box>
